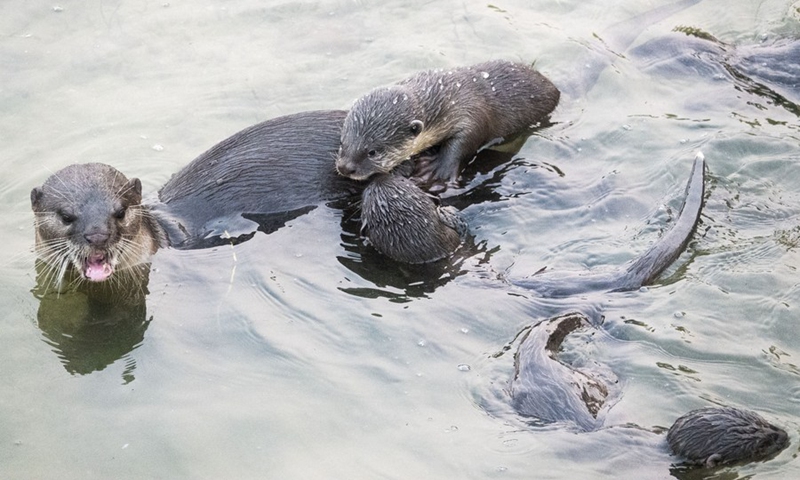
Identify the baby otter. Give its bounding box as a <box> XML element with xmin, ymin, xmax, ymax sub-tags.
<box><xmin>30</xmin><ymin>163</ymin><xmax>164</xmax><ymax>289</ymax></box>
<box><xmin>335</xmin><ymin>60</ymin><xmax>560</xmax><ymax>190</ymax></box>
<box><xmin>361</xmin><ymin>173</ymin><xmax>467</xmax><ymax>264</ymax></box>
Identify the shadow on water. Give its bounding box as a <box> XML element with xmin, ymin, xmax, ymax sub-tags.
<box><xmin>32</xmin><ymin>262</ymin><xmax>152</xmax><ymax>383</ymax></box>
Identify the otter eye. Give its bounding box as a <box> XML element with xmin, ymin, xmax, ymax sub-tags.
<box><xmin>367</xmin><ymin>150</ymin><xmax>377</xmax><ymax>157</ymax></box>
<box><xmin>113</xmin><ymin>207</ymin><xmax>127</xmax><ymax>220</ymax></box>
<box><xmin>58</xmin><ymin>211</ymin><xmax>76</xmax><ymax>225</ymax></box>
<box><xmin>409</xmin><ymin>119</ymin><xmax>424</xmax><ymax>135</ymax></box>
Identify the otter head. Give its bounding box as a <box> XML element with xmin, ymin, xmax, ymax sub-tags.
<box><xmin>30</xmin><ymin>163</ymin><xmax>157</xmax><ymax>288</ymax></box>
<box><xmin>336</xmin><ymin>86</ymin><xmax>424</xmax><ymax>181</ymax></box>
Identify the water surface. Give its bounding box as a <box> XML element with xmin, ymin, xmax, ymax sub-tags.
<box><xmin>2</xmin><ymin>1</ymin><xmax>799</xmax><ymax>478</ymax></box>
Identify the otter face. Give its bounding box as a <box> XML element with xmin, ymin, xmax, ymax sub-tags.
<box><xmin>31</xmin><ymin>163</ymin><xmax>154</xmax><ymax>288</ymax></box>
<box><xmin>336</xmin><ymin>86</ymin><xmax>423</xmax><ymax>181</ymax></box>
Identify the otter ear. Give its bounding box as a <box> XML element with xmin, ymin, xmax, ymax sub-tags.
<box><xmin>31</xmin><ymin>187</ymin><xmax>44</xmax><ymax>209</ymax></box>
<box><xmin>126</xmin><ymin>178</ymin><xmax>143</xmax><ymax>203</ymax></box>
<box><xmin>409</xmin><ymin>120</ymin><xmax>424</xmax><ymax>136</ymax></box>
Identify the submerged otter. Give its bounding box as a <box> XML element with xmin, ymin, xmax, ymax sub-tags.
<box><xmin>513</xmin><ymin>313</ymin><xmax>789</xmax><ymax>467</ymax></box>
<box><xmin>335</xmin><ymin>60</ymin><xmax>560</xmax><ymax>190</ymax></box>
<box><xmin>506</xmin><ymin>154</ymin><xmax>789</xmax><ymax>467</ymax></box>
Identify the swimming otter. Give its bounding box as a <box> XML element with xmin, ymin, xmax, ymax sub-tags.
<box><xmin>506</xmin><ymin>154</ymin><xmax>789</xmax><ymax>466</ymax></box>
<box><xmin>511</xmin><ymin>313</ymin><xmax>789</xmax><ymax>467</ymax></box>
<box><xmin>360</xmin><ymin>172</ymin><xmax>467</xmax><ymax>264</ymax></box>
<box><xmin>511</xmin><ymin>152</ymin><xmax>705</xmax><ymax>297</ymax></box>
<box><xmin>30</xmin><ymin>110</ymin><xmax>359</xmax><ymax>288</ymax></box>
<box><xmin>30</xmin><ymin>163</ymin><xmax>163</xmax><ymax>288</ymax></box>
<box><xmin>668</xmin><ymin>407</ymin><xmax>789</xmax><ymax>467</ymax></box>
<box><xmin>335</xmin><ymin>60</ymin><xmax>560</xmax><ymax>190</ymax></box>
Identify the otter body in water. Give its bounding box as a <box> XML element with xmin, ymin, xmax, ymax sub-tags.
<box><xmin>153</xmin><ymin>110</ymin><xmax>356</xmax><ymax>249</ymax></box>
<box><xmin>30</xmin><ymin>110</ymin><xmax>360</xmax><ymax>287</ymax></box>
<box><xmin>506</xmin><ymin>154</ymin><xmax>789</xmax><ymax>466</ymax></box>
<box><xmin>512</xmin><ymin>313</ymin><xmax>789</xmax><ymax>467</ymax></box>
<box><xmin>335</xmin><ymin>60</ymin><xmax>560</xmax><ymax>189</ymax></box>
<box><xmin>511</xmin><ymin>152</ymin><xmax>705</xmax><ymax>297</ymax></box>
<box><xmin>31</xmin><ymin>110</ymin><xmax>476</xmax><ymax>287</ymax></box>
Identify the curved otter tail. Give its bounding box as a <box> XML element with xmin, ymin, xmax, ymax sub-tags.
<box><xmin>615</xmin><ymin>151</ymin><xmax>706</xmax><ymax>290</ymax></box>
<box><xmin>512</xmin><ymin>152</ymin><xmax>706</xmax><ymax>297</ymax></box>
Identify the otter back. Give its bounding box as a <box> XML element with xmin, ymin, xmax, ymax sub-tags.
<box><xmin>154</xmin><ymin>110</ymin><xmax>360</xmax><ymax>248</ymax></box>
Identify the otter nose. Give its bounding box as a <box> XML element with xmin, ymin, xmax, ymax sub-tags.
<box><xmin>84</xmin><ymin>232</ymin><xmax>110</xmax><ymax>246</ymax></box>
<box><xmin>336</xmin><ymin>161</ymin><xmax>356</xmax><ymax>177</ymax></box>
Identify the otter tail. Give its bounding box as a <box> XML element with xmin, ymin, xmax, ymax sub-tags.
<box><xmin>615</xmin><ymin>151</ymin><xmax>705</xmax><ymax>290</ymax></box>
<box><xmin>512</xmin><ymin>152</ymin><xmax>706</xmax><ymax>297</ymax></box>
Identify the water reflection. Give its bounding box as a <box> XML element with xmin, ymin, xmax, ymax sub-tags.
<box><xmin>32</xmin><ymin>262</ymin><xmax>151</xmax><ymax>383</ymax></box>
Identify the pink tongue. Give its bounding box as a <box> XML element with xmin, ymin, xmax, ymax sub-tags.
<box><xmin>85</xmin><ymin>254</ymin><xmax>113</xmax><ymax>282</ymax></box>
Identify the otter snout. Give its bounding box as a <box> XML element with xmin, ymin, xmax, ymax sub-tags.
<box><xmin>335</xmin><ymin>148</ymin><xmax>374</xmax><ymax>181</ymax></box>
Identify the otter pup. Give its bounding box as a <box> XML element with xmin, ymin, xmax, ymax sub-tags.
<box><xmin>30</xmin><ymin>163</ymin><xmax>164</xmax><ymax>289</ymax></box>
<box><xmin>668</xmin><ymin>407</ymin><xmax>789</xmax><ymax>467</ymax></box>
<box><xmin>335</xmin><ymin>60</ymin><xmax>560</xmax><ymax>190</ymax></box>
<box><xmin>361</xmin><ymin>173</ymin><xmax>467</xmax><ymax>264</ymax></box>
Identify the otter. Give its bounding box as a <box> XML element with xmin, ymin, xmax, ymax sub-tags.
<box><xmin>30</xmin><ymin>110</ymin><xmax>359</xmax><ymax>289</ymax></box>
<box><xmin>360</xmin><ymin>172</ymin><xmax>467</xmax><ymax>264</ymax></box>
<box><xmin>511</xmin><ymin>313</ymin><xmax>789</xmax><ymax>467</ymax></box>
<box><xmin>504</xmin><ymin>153</ymin><xmax>789</xmax><ymax>467</ymax></box>
<box><xmin>30</xmin><ymin>163</ymin><xmax>163</xmax><ymax>289</ymax></box>
<box><xmin>335</xmin><ymin>60</ymin><xmax>560</xmax><ymax>190</ymax></box>
<box><xmin>511</xmin><ymin>152</ymin><xmax>705</xmax><ymax>297</ymax></box>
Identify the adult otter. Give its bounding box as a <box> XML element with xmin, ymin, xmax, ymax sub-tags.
<box><xmin>335</xmin><ymin>60</ymin><xmax>560</xmax><ymax>190</ymax></box>
<box><xmin>30</xmin><ymin>110</ymin><xmax>359</xmax><ymax>288</ymax></box>
<box><xmin>511</xmin><ymin>152</ymin><xmax>706</xmax><ymax>297</ymax></box>
<box><xmin>30</xmin><ymin>163</ymin><xmax>163</xmax><ymax>287</ymax></box>
<box><xmin>507</xmin><ymin>153</ymin><xmax>789</xmax><ymax>466</ymax></box>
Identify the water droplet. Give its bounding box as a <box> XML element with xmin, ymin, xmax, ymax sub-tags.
<box><xmin>152</xmin><ymin>144</ymin><xmax>164</xmax><ymax>151</ymax></box>
<box><xmin>417</xmin><ymin>340</ymin><xmax>426</xmax><ymax>347</ymax></box>
<box><xmin>457</xmin><ymin>364</ymin><xmax>471</xmax><ymax>372</ymax></box>
<box><xmin>460</xmin><ymin>328</ymin><xmax>469</xmax><ymax>334</ymax></box>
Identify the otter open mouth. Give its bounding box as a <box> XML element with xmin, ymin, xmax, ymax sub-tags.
<box><xmin>83</xmin><ymin>252</ymin><xmax>114</xmax><ymax>282</ymax></box>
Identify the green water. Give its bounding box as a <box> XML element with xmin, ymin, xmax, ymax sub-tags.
<box><xmin>1</xmin><ymin>1</ymin><xmax>799</xmax><ymax>478</ymax></box>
